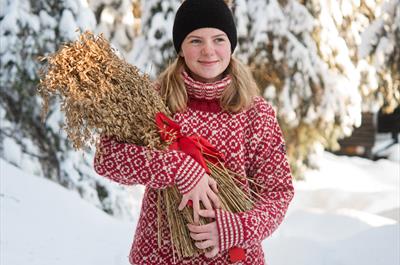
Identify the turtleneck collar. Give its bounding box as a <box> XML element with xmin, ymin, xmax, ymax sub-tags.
<box><xmin>182</xmin><ymin>70</ymin><xmax>231</xmax><ymax>101</ymax></box>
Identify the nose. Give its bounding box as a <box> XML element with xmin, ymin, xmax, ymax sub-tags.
<box><xmin>201</xmin><ymin>41</ymin><xmax>214</xmax><ymax>56</ymax></box>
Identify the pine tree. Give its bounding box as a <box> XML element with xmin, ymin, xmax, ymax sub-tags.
<box><xmin>301</xmin><ymin>0</ymin><xmax>399</xmax><ymax>114</ymax></box>
<box><xmin>234</xmin><ymin>0</ymin><xmax>362</xmax><ymax>177</ymax></box>
<box><xmin>0</xmin><ymin>0</ymin><xmax>136</xmax><ymax>220</ymax></box>
<box><xmin>88</xmin><ymin>0</ymin><xmax>137</xmax><ymax>54</ymax></box>
<box><xmin>358</xmin><ymin>0</ymin><xmax>400</xmax><ymax>113</ymax></box>
<box><xmin>0</xmin><ymin>0</ymin><xmax>94</xmax><ymax>183</ymax></box>
<box><xmin>128</xmin><ymin>0</ymin><xmax>180</xmax><ymax>77</ymax></box>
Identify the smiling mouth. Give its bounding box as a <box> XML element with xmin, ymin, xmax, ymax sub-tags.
<box><xmin>199</xmin><ymin>60</ymin><xmax>218</xmax><ymax>65</ymax></box>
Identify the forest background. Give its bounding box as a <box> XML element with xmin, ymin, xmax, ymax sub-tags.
<box><xmin>0</xmin><ymin>0</ymin><xmax>399</xmax><ymax>219</ymax></box>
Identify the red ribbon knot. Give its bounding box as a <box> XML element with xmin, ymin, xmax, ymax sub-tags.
<box><xmin>155</xmin><ymin>112</ymin><xmax>225</xmax><ymax>173</ymax></box>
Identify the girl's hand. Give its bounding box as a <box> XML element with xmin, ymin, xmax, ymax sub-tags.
<box><xmin>188</xmin><ymin>209</ymin><xmax>219</xmax><ymax>258</ymax></box>
<box><xmin>178</xmin><ymin>174</ymin><xmax>220</xmax><ymax>223</ymax></box>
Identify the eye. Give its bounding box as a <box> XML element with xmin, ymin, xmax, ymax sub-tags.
<box><xmin>215</xmin><ymin>37</ymin><xmax>226</xmax><ymax>43</ymax></box>
<box><xmin>190</xmin><ymin>39</ymin><xmax>201</xmax><ymax>44</ymax></box>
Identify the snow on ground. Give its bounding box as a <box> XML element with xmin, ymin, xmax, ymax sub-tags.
<box><xmin>1</xmin><ymin>151</ymin><xmax>399</xmax><ymax>265</ymax></box>
<box><xmin>0</xmin><ymin>159</ymin><xmax>133</xmax><ymax>265</ymax></box>
<box><xmin>263</xmin><ymin>152</ymin><xmax>400</xmax><ymax>265</ymax></box>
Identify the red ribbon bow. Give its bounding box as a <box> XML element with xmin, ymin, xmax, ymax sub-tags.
<box><xmin>155</xmin><ymin>112</ymin><xmax>225</xmax><ymax>172</ymax></box>
<box><xmin>155</xmin><ymin>112</ymin><xmax>246</xmax><ymax>263</ymax></box>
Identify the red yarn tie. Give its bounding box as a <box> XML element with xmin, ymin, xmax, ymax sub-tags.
<box><xmin>229</xmin><ymin>247</ymin><xmax>246</xmax><ymax>263</ymax></box>
<box><xmin>155</xmin><ymin>112</ymin><xmax>224</xmax><ymax>172</ymax></box>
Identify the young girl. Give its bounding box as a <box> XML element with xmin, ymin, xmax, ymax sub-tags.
<box><xmin>94</xmin><ymin>0</ymin><xmax>294</xmax><ymax>264</ymax></box>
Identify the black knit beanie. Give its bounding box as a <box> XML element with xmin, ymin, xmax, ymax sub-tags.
<box><xmin>172</xmin><ymin>0</ymin><xmax>237</xmax><ymax>54</ymax></box>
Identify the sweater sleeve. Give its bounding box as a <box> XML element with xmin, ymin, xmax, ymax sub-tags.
<box><xmin>215</xmin><ymin>103</ymin><xmax>294</xmax><ymax>251</ymax></box>
<box><xmin>94</xmin><ymin>136</ymin><xmax>206</xmax><ymax>194</ymax></box>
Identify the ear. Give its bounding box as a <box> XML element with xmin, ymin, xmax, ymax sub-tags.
<box><xmin>179</xmin><ymin>50</ymin><xmax>184</xmax><ymax>57</ymax></box>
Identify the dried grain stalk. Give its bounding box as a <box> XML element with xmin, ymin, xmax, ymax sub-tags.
<box><xmin>38</xmin><ymin>31</ymin><xmax>169</xmax><ymax>150</ymax></box>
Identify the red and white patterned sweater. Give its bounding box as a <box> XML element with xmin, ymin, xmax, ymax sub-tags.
<box><xmin>94</xmin><ymin>73</ymin><xmax>294</xmax><ymax>265</ymax></box>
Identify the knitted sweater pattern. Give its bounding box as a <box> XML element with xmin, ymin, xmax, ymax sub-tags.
<box><xmin>94</xmin><ymin>73</ymin><xmax>294</xmax><ymax>265</ymax></box>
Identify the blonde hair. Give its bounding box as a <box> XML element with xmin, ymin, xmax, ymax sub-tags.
<box><xmin>158</xmin><ymin>56</ymin><xmax>260</xmax><ymax>113</ymax></box>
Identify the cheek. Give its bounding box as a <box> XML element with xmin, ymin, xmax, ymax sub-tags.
<box><xmin>183</xmin><ymin>57</ymin><xmax>196</xmax><ymax>70</ymax></box>
<box><xmin>219</xmin><ymin>51</ymin><xmax>231</xmax><ymax>68</ymax></box>
<box><xmin>182</xmin><ymin>47</ymin><xmax>198</xmax><ymax>60</ymax></box>
<box><xmin>217</xmin><ymin>46</ymin><xmax>231</xmax><ymax>60</ymax></box>
<box><xmin>182</xmin><ymin>51</ymin><xmax>199</xmax><ymax>67</ymax></box>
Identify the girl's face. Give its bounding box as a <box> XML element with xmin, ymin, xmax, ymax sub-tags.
<box><xmin>180</xmin><ymin>28</ymin><xmax>231</xmax><ymax>83</ymax></box>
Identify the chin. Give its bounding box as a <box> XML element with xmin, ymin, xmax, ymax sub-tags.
<box><xmin>200</xmin><ymin>72</ymin><xmax>222</xmax><ymax>80</ymax></box>
<box><xmin>190</xmin><ymin>68</ymin><xmax>224</xmax><ymax>82</ymax></box>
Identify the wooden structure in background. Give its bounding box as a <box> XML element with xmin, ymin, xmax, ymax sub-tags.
<box><xmin>337</xmin><ymin>112</ymin><xmax>376</xmax><ymax>158</ymax></box>
<box><xmin>377</xmin><ymin>107</ymin><xmax>400</xmax><ymax>142</ymax></box>
<box><xmin>336</xmin><ymin>107</ymin><xmax>399</xmax><ymax>159</ymax></box>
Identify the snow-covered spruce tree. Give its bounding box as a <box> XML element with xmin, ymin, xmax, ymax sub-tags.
<box><xmin>301</xmin><ymin>0</ymin><xmax>382</xmax><ymax>61</ymax></box>
<box><xmin>358</xmin><ymin>0</ymin><xmax>400</xmax><ymax>113</ymax></box>
<box><xmin>301</xmin><ymin>0</ymin><xmax>399</xmax><ymax>114</ymax></box>
<box><xmin>87</xmin><ymin>0</ymin><xmax>137</xmax><ymax>54</ymax></box>
<box><xmin>128</xmin><ymin>0</ymin><xmax>180</xmax><ymax>77</ymax></box>
<box><xmin>301</xmin><ymin>0</ymin><xmax>380</xmax><ymax>114</ymax></box>
<box><xmin>233</xmin><ymin>0</ymin><xmax>361</xmax><ymax>177</ymax></box>
<box><xmin>0</xmin><ymin>0</ymin><xmax>93</xmax><ymax>184</ymax></box>
<box><xmin>0</xmin><ymin>0</ymin><xmax>139</xmax><ymax>220</ymax></box>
